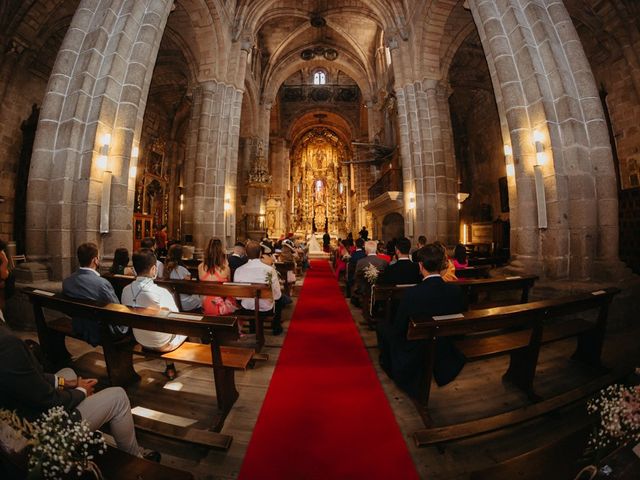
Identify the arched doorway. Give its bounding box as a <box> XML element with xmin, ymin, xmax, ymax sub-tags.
<box><xmin>382</xmin><ymin>212</ymin><xmax>404</xmax><ymax>243</ymax></box>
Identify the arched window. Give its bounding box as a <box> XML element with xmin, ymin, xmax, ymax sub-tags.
<box><xmin>313</xmin><ymin>70</ymin><xmax>326</xmax><ymax>85</ymax></box>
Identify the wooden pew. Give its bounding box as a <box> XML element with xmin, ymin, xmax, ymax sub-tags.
<box><xmin>156</xmin><ymin>278</ymin><xmax>274</xmax><ymax>353</ymax></box>
<box><xmin>406</xmin><ymin>287</ymin><xmax>620</xmax><ymax>446</ymax></box>
<box><xmin>105</xmin><ymin>274</ymin><xmax>273</xmax><ymax>353</ymax></box>
<box><xmin>455</xmin><ymin>264</ymin><xmax>491</xmax><ymax>279</ymax></box>
<box><xmin>23</xmin><ymin>287</ymin><xmax>253</xmax><ymax>449</ymax></box>
<box><xmin>372</xmin><ymin>274</ymin><xmax>539</xmax><ymax>326</ymax></box>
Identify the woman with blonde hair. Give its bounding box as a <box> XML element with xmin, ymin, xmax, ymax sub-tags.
<box><xmin>198</xmin><ymin>238</ymin><xmax>237</xmax><ymax>316</ymax></box>
<box><xmin>433</xmin><ymin>241</ymin><xmax>458</xmax><ymax>282</ymax></box>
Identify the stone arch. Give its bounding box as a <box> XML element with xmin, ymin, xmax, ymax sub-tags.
<box><xmin>287</xmin><ymin>110</ymin><xmax>357</xmax><ymax>145</ymax></box>
<box><xmin>236</xmin><ymin>0</ymin><xmax>397</xmax><ymax>38</ymax></box>
<box><xmin>263</xmin><ymin>55</ymin><xmax>374</xmax><ymax>105</ymax></box>
<box><xmin>26</xmin><ymin>0</ymin><xmax>175</xmax><ymax>278</ymax></box>
<box><xmin>175</xmin><ymin>0</ymin><xmax>227</xmax><ymax>80</ymax></box>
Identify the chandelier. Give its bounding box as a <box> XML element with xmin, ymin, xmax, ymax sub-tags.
<box><xmin>247</xmin><ymin>141</ymin><xmax>271</xmax><ymax>188</ymax></box>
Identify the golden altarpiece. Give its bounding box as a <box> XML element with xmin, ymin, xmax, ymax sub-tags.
<box><xmin>290</xmin><ymin>128</ymin><xmax>351</xmax><ymax>237</ymax></box>
<box><xmin>133</xmin><ymin>138</ymin><xmax>170</xmax><ymax>251</ymax></box>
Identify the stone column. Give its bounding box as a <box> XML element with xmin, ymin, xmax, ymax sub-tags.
<box><xmin>394</xmin><ymin>79</ymin><xmax>458</xmax><ymax>244</ymax></box>
<box><xmin>469</xmin><ymin>0</ymin><xmax>624</xmax><ymax>280</ymax></box>
<box><xmin>181</xmin><ymin>86</ymin><xmax>202</xmax><ymax>243</ymax></box>
<box><xmin>269</xmin><ymin>137</ymin><xmax>289</xmax><ymax>237</ymax></box>
<box><xmin>189</xmin><ymin>80</ymin><xmax>244</xmax><ymax>251</ymax></box>
<box><xmin>25</xmin><ymin>0</ymin><xmax>173</xmax><ymax>279</ymax></box>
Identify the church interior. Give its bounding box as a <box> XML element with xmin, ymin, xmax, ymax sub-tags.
<box><xmin>1</xmin><ymin>0</ymin><xmax>640</xmax><ymax>478</ymax></box>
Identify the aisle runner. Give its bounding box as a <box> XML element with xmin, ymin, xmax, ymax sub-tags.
<box><xmin>239</xmin><ymin>260</ymin><xmax>419</xmax><ymax>479</ymax></box>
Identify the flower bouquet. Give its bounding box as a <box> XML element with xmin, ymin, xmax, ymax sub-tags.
<box><xmin>363</xmin><ymin>263</ymin><xmax>379</xmax><ymax>284</ymax></box>
<box><xmin>363</xmin><ymin>263</ymin><xmax>380</xmax><ymax>317</ymax></box>
<box><xmin>587</xmin><ymin>383</ymin><xmax>640</xmax><ymax>455</ymax></box>
<box><xmin>0</xmin><ymin>406</ymin><xmax>106</xmax><ymax>479</ymax></box>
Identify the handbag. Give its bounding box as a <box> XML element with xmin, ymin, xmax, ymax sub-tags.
<box><xmin>286</xmin><ymin>270</ymin><xmax>296</xmax><ymax>284</ymax></box>
<box><xmin>211</xmin><ymin>296</ymin><xmax>238</xmax><ymax>315</ymax></box>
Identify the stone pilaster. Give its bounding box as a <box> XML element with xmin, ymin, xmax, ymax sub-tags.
<box><xmin>395</xmin><ymin>79</ymin><xmax>458</xmax><ymax>244</ymax></box>
<box><xmin>188</xmin><ymin>80</ymin><xmax>244</xmax><ymax>250</ymax></box>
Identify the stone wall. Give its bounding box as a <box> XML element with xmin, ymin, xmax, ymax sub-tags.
<box><xmin>451</xmin><ymin>88</ymin><xmax>507</xmax><ymax>228</ymax></box>
<box><xmin>0</xmin><ymin>74</ymin><xmax>48</xmax><ymax>241</ymax></box>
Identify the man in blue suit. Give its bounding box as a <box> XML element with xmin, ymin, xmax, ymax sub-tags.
<box><xmin>379</xmin><ymin>243</ymin><xmax>466</xmax><ymax>397</ymax></box>
<box><xmin>62</xmin><ymin>242</ymin><xmax>128</xmax><ymax>346</ymax></box>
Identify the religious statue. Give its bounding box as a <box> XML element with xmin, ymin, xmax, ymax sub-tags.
<box><xmin>314</xmin><ymin>179</ymin><xmax>325</xmax><ymax>203</ymax></box>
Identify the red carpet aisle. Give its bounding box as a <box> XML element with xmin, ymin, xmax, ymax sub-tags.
<box><xmin>239</xmin><ymin>260</ymin><xmax>419</xmax><ymax>479</ymax></box>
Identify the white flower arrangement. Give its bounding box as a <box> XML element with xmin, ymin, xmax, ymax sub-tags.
<box><xmin>1</xmin><ymin>406</ymin><xmax>107</xmax><ymax>479</ymax></box>
<box><xmin>363</xmin><ymin>263</ymin><xmax>379</xmax><ymax>284</ymax></box>
<box><xmin>587</xmin><ymin>383</ymin><xmax>640</xmax><ymax>453</ymax></box>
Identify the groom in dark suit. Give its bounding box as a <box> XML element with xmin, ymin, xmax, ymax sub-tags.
<box><xmin>62</xmin><ymin>242</ymin><xmax>127</xmax><ymax>346</ymax></box>
<box><xmin>379</xmin><ymin>243</ymin><xmax>466</xmax><ymax>397</ymax></box>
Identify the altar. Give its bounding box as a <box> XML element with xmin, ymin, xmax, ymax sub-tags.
<box><xmin>290</xmin><ymin>128</ymin><xmax>351</xmax><ymax>238</ymax></box>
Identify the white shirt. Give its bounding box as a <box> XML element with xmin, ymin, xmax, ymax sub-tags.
<box><xmin>121</xmin><ymin>277</ymin><xmax>178</xmax><ymax>348</ymax></box>
<box><xmin>79</xmin><ymin>267</ymin><xmax>100</xmax><ymax>276</ymax></box>
<box><xmin>233</xmin><ymin>259</ymin><xmax>281</xmax><ymax>311</ymax></box>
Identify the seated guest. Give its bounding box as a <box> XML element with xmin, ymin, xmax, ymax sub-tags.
<box><xmin>140</xmin><ymin>237</ymin><xmax>164</xmax><ymax>278</ymax></box>
<box><xmin>355</xmin><ymin>240</ymin><xmax>388</xmax><ymax>296</ymax></box>
<box><xmin>63</xmin><ymin>242</ymin><xmax>128</xmax><ymax>346</ymax></box>
<box><xmin>198</xmin><ymin>238</ymin><xmax>237</xmax><ymax>316</ymax></box>
<box><xmin>453</xmin><ymin>244</ymin><xmax>469</xmax><ymax>269</ymax></box>
<box><xmin>234</xmin><ymin>240</ymin><xmax>284</xmax><ymax>335</ymax></box>
<box><xmin>163</xmin><ymin>244</ymin><xmax>202</xmax><ymax>312</ymax></box>
<box><xmin>227</xmin><ymin>241</ymin><xmax>247</xmax><ymax>279</ymax></box>
<box><xmin>411</xmin><ymin>235</ymin><xmax>427</xmax><ymax>263</ymax></box>
<box><xmin>434</xmin><ymin>241</ymin><xmax>457</xmax><ymax>281</ymax></box>
<box><xmin>377</xmin><ymin>242</ymin><xmax>392</xmax><ymax>263</ymax></box>
<box><xmin>347</xmin><ymin>238</ymin><xmax>366</xmax><ymax>301</ymax></box>
<box><xmin>110</xmin><ymin>247</ymin><xmax>135</xmax><ymax>276</ymax></box>
<box><xmin>0</xmin><ymin>325</ymin><xmax>158</xmax><ymax>460</ymax></box>
<box><xmin>378</xmin><ymin>244</ymin><xmax>466</xmax><ymax>397</ymax></box>
<box><xmin>121</xmin><ymin>250</ymin><xmax>186</xmax><ymax>379</ymax></box>
<box><xmin>379</xmin><ymin>237</ymin><xmax>421</xmax><ymax>285</ymax></box>
<box><xmin>334</xmin><ymin>239</ymin><xmax>350</xmax><ymax>279</ymax></box>
<box><xmin>259</xmin><ymin>239</ymin><xmax>275</xmax><ymax>266</ymax></box>
<box><xmin>279</xmin><ymin>238</ymin><xmax>298</xmax><ymax>264</ymax></box>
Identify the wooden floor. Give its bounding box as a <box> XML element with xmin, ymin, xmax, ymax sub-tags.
<box><xmin>17</xmin><ymin>268</ymin><xmax>640</xmax><ymax>479</ymax></box>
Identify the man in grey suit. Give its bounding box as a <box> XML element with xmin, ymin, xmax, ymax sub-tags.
<box><xmin>0</xmin><ymin>325</ymin><xmax>158</xmax><ymax>460</ymax></box>
<box><xmin>354</xmin><ymin>240</ymin><xmax>389</xmax><ymax>296</ymax></box>
<box><xmin>62</xmin><ymin>242</ymin><xmax>127</xmax><ymax>346</ymax></box>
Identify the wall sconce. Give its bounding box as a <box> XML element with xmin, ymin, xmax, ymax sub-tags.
<box><xmin>504</xmin><ymin>144</ymin><xmax>515</xmax><ymax>177</ymax></box>
<box><xmin>533</xmin><ymin>130</ymin><xmax>547</xmax><ymax>166</ymax></box>
<box><xmin>532</xmin><ymin>130</ymin><xmax>548</xmax><ymax>229</ymax></box>
<box><xmin>96</xmin><ymin>133</ymin><xmax>111</xmax><ymax>171</ymax></box>
<box><xmin>224</xmin><ymin>195</ymin><xmax>233</xmax><ymax>236</ymax></box>
<box><xmin>457</xmin><ymin>192</ymin><xmax>469</xmax><ymax>210</ymax></box>
<box><xmin>98</xmin><ymin>133</ymin><xmax>112</xmax><ymax>234</ymax></box>
<box><xmin>129</xmin><ymin>146</ymin><xmax>139</xmax><ymax>178</ymax></box>
<box><xmin>407</xmin><ymin>191</ymin><xmax>415</xmax><ymax>236</ymax></box>
<box><xmin>408</xmin><ymin>192</ymin><xmax>416</xmax><ymax>210</ymax></box>
<box><xmin>179</xmin><ymin>193</ymin><xmax>184</xmax><ymax>212</ymax></box>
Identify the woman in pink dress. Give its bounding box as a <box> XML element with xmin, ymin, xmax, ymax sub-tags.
<box><xmin>335</xmin><ymin>240</ymin><xmax>350</xmax><ymax>279</ymax></box>
<box><xmin>452</xmin><ymin>244</ymin><xmax>469</xmax><ymax>269</ymax></box>
<box><xmin>198</xmin><ymin>238</ymin><xmax>238</xmax><ymax>316</ymax></box>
